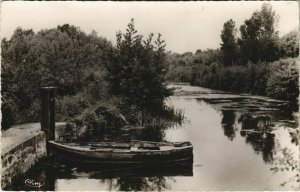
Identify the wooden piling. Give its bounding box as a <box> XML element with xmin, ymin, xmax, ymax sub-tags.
<box><xmin>41</xmin><ymin>87</ymin><xmax>57</xmax><ymax>141</ymax></box>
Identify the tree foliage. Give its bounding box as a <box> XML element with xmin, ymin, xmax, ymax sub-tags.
<box><xmin>238</xmin><ymin>3</ymin><xmax>280</xmax><ymax>64</ymax></box>
<box><xmin>1</xmin><ymin>25</ymin><xmax>112</xmax><ymax>129</ymax></box>
<box><xmin>106</xmin><ymin>19</ymin><xmax>171</xmax><ymax>113</ymax></box>
<box><xmin>220</xmin><ymin>19</ymin><xmax>238</xmax><ymax>66</ymax></box>
<box><xmin>279</xmin><ymin>30</ymin><xmax>299</xmax><ymax>58</ymax></box>
<box><xmin>2</xmin><ymin>21</ymin><xmax>180</xmax><ymax>132</ymax></box>
<box><xmin>266</xmin><ymin>58</ymin><xmax>299</xmax><ymax>101</ymax></box>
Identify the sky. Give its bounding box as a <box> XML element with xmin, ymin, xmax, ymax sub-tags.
<box><xmin>0</xmin><ymin>1</ymin><xmax>298</xmax><ymax>53</ymax></box>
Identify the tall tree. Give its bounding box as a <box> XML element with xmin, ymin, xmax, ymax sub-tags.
<box><xmin>238</xmin><ymin>3</ymin><xmax>280</xmax><ymax>64</ymax></box>
<box><xmin>106</xmin><ymin>19</ymin><xmax>171</xmax><ymax>113</ymax></box>
<box><xmin>220</xmin><ymin>19</ymin><xmax>238</xmax><ymax>66</ymax></box>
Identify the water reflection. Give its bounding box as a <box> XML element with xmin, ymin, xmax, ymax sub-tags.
<box><xmin>10</xmin><ymin>156</ymin><xmax>192</xmax><ymax>191</ymax></box>
<box><xmin>205</xmin><ymin>97</ymin><xmax>297</xmax><ymax>166</ymax></box>
<box><xmin>221</xmin><ymin>110</ymin><xmax>237</xmax><ymax>141</ymax></box>
<box><xmin>238</xmin><ymin>114</ymin><xmax>276</xmax><ymax>163</ymax></box>
<box><xmin>10</xmin><ymin>159</ymin><xmax>57</xmax><ymax>191</ymax></box>
<box><xmin>202</xmin><ymin>96</ymin><xmax>299</xmax><ymax>189</ymax></box>
<box><xmin>238</xmin><ymin>114</ymin><xmax>273</xmax><ymax>131</ymax></box>
<box><xmin>105</xmin><ymin>176</ymin><xmax>172</xmax><ymax>191</ymax></box>
<box><xmin>242</xmin><ymin>131</ymin><xmax>275</xmax><ymax>163</ymax></box>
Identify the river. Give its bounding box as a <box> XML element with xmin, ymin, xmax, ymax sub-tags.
<box><xmin>11</xmin><ymin>84</ymin><xmax>299</xmax><ymax>191</ymax></box>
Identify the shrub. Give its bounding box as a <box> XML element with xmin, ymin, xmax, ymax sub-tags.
<box><xmin>266</xmin><ymin>58</ymin><xmax>299</xmax><ymax>101</ymax></box>
<box><xmin>1</xmin><ymin>96</ymin><xmax>17</xmax><ymax>130</ymax></box>
<box><xmin>73</xmin><ymin>101</ymin><xmax>126</xmax><ymax>141</ymax></box>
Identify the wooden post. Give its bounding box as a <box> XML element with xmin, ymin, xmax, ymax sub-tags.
<box><xmin>41</xmin><ymin>88</ymin><xmax>49</xmax><ymax>132</ymax></box>
<box><xmin>49</xmin><ymin>88</ymin><xmax>57</xmax><ymax>140</ymax></box>
<box><xmin>41</xmin><ymin>87</ymin><xmax>57</xmax><ymax>141</ymax></box>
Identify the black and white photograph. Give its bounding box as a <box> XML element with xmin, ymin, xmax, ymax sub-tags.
<box><xmin>1</xmin><ymin>1</ymin><xmax>299</xmax><ymax>191</ymax></box>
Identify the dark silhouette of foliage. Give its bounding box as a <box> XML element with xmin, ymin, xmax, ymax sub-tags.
<box><xmin>1</xmin><ymin>25</ymin><xmax>113</xmax><ymax>129</ymax></box>
<box><xmin>279</xmin><ymin>30</ymin><xmax>299</xmax><ymax>58</ymax></box>
<box><xmin>106</xmin><ymin>19</ymin><xmax>172</xmax><ymax>114</ymax></box>
<box><xmin>266</xmin><ymin>58</ymin><xmax>299</xmax><ymax>102</ymax></box>
<box><xmin>220</xmin><ymin>19</ymin><xmax>238</xmax><ymax>66</ymax></box>
<box><xmin>2</xmin><ymin>21</ymin><xmax>181</xmax><ymax>132</ymax></box>
<box><xmin>221</xmin><ymin>110</ymin><xmax>237</xmax><ymax>141</ymax></box>
<box><xmin>238</xmin><ymin>3</ymin><xmax>280</xmax><ymax>64</ymax></box>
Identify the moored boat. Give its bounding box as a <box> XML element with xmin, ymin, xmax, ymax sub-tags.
<box><xmin>48</xmin><ymin>140</ymin><xmax>193</xmax><ymax>165</ymax></box>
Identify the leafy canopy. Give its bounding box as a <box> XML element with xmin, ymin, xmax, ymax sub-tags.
<box><xmin>238</xmin><ymin>3</ymin><xmax>280</xmax><ymax>63</ymax></box>
<box><xmin>106</xmin><ymin>19</ymin><xmax>171</xmax><ymax>113</ymax></box>
<box><xmin>220</xmin><ymin>19</ymin><xmax>238</xmax><ymax>66</ymax></box>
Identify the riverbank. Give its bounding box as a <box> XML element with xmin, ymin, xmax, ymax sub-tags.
<box><xmin>1</xmin><ymin>123</ymin><xmax>46</xmax><ymax>189</ymax></box>
<box><xmin>168</xmin><ymin>82</ymin><xmax>299</xmax><ymax>116</ymax></box>
<box><xmin>167</xmin><ymin>57</ymin><xmax>299</xmax><ymax>103</ymax></box>
<box><xmin>1</xmin><ymin>122</ymin><xmax>67</xmax><ymax>189</ymax></box>
<box><xmin>168</xmin><ymin>84</ymin><xmax>289</xmax><ymax>103</ymax></box>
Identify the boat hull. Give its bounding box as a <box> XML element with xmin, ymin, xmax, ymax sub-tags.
<box><xmin>48</xmin><ymin>141</ymin><xmax>193</xmax><ymax>165</ymax></box>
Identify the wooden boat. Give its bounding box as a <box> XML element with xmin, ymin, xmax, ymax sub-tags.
<box><xmin>48</xmin><ymin>140</ymin><xmax>193</xmax><ymax>165</ymax></box>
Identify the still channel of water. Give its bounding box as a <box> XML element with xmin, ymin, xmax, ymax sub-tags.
<box><xmin>11</xmin><ymin>84</ymin><xmax>299</xmax><ymax>191</ymax></box>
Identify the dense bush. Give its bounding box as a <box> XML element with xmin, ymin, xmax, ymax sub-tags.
<box><xmin>1</xmin><ymin>25</ymin><xmax>112</xmax><ymax>129</ymax></box>
<box><xmin>167</xmin><ymin>49</ymin><xmax>298</xmax><ymax>103</ymax></box>
<box><xmin>166</xmin><ymin>49</ymin><xmax>222</xmax><ymax>83</ymax></box>
<box><xmin>266</xmin><ymin>58</ymin><xmax>299</xmax><ymax>101</ymax></box>
<box><xmin>279</xmin><ymin>30</ymin><xmax>299</xmax><ymax>58</ymax></box>
<box><xmin>73</xmin><ymin>101</ymin><xmax>126</xmax><ymax>141</ymax></box>
<box><xmin>191</xmin><ymin>61</ymin><xmax>270</xmax><ymax>95</ymax></box>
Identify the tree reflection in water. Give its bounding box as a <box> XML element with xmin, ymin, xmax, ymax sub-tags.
<box><xmin>86</xmin><ymin>161</ymin><xmax>192</xmax><ymax>191</ymax></box>
<box><xmin>237</xmin><ymin>113</ymin><xmax>299</xmax><ymax>188</ymax></box>
<box><xmin>238</xmin><ymin>114</ymin><xmax>273</xmax><ymax>131</ymax></box>
<box><xmin>238</xmin><ymin>114</ymin><xmax>275</xmax><ymax>163</ymax></box>
<box><xmin>113</xmin><ymin>176</ymin><xmax>172</xmax><ymax>191</ymax></box>
<box><xmin>95</xmin><ymin>176</ymin><xmax>173</xmax><ymax>191</ymax></box>
<box><xmin>220</xmin><ymin>110</ymin><xmax>299</xmax><ymax>189</ymax></box>
<box><xmin>242</xmin><ymin>131</ymin><xmax>275</xmax><ymax>163</ymax></box>
<box><xmin>211</xmin><ymin>97</ymin><xmax>299</xmax><ymax>189</ymax></box>
<box><xmin>220</xmin><ymin>110</ymin><xmax>277</xmax><ymax>163</ymax></box>
<box><xmin>221</xmin><ymin>110</ymin><xmax>237</xmax><ymax>141</ymax></box>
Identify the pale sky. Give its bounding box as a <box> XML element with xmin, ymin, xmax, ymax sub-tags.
<box><xmin>1</xmin><ymin>1</ymin><xmax>298</xmax><ymax>53</ymax></box>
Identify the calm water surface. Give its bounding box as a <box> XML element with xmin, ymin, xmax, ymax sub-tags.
<box><xmin>12</xmin><ymin>84</ymin><xmax>299</xmax><ymax>191</ymax></box>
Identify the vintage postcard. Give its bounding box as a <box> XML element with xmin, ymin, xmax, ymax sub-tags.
<box><xmin>1</xmin><ymin>1</ymin><xmax>299</xmax><ymax>191</ymax></box>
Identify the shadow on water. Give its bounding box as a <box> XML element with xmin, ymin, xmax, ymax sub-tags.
<box><xmin>8</xmin><ymin>157</ymin><xmax>57</xmax><ymax>191</ymax></box>
<box><xmin>9</xmin><ymin>156</ymin><xmax>192</xmax><ymax>191</ymax></box>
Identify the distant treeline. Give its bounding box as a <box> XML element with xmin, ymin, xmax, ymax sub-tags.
<box><xmin>166</xmin><ymin>4</ymin><xmax>299</xmax><ymax>103</ymax></box>
<box><xmin>1</xmin><ymin>19</ymin><xmax>183</xmax><ymax>135</ymax></box>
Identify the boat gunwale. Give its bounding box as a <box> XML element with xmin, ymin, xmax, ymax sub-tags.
<box><xmin>48</xmin><ymin>140</ymin><xmax>193</xmax><ymax>153</ymax></box>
